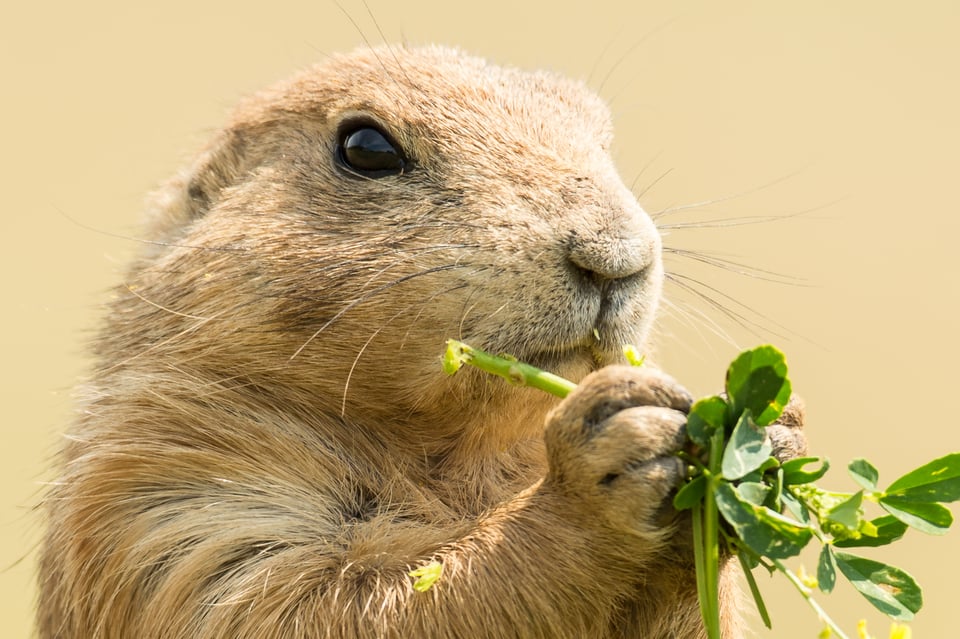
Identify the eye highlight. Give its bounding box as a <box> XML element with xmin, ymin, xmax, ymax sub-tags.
<box><xmin>336</xmin><ymin>124</ymin><xmax>408</xmax><ymax>178</ymax></box>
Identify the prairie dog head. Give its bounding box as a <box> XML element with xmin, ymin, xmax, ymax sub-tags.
<box><xmin>110</xmin><ymin>45</ymin><xmax>663</xmax><ymax>440</ymax></box>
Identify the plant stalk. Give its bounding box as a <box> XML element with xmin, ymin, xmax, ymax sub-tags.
<box><xmin>773</xmin><ymin>559</ymin><xmax>850</xmax><ymax>639</ymax></box>
<box><xmin>692</xmin><ymin>501</ymin><xmax>720</xmax><ymax>638</ymax></box>
<box><xmin>699</xmin><ymin>428</ymin><xmax>725</xmax><ymax>639</ymax></box>
<box><xmin>443</xmin><ymin>339</ymin><xmax>577</xmax><ymax>398</ymax></box>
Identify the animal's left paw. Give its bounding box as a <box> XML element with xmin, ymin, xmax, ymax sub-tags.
<box><xmin>766</xmin><ymin>395</ymin><xmax>807</xmax><ymax>463</ymax></box>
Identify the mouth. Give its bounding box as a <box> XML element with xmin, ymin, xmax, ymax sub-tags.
<box><xmin>457</xmin><ymin>272</ymin><xmax>658</xmax><ymax>382</ymax></box>
<box><xmin>515</xmin><ymin>349</ymin><xmax>595</xmax><ymax>385</ymax></box>
<box><xmin>509</xmin><ymin>329</ymin><xmax>634</xmax><ymax>384</ymax></box>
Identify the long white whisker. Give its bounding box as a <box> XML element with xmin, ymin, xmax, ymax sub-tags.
<box><xmin>359</xmin><ymin>244</ymin><xmax>474</xmax><ymax>291</ymax></box>
<box><xmin>663</xmin><ymin>247</ymin><xmax>810</xmax><ymax>285</ymax></box>
<box><xmin>651</xmin><ymin>168</ymin><xmax>811</xmax><ymax>219</ymax></box>
<box><xmin>595</xmin><ymin>17</ymin><xmax>677</xmax><ymax>96</ymax></box>
<box><xmin>331</xmin><ymin>1</ymin><xmax>407</xmax><ymax>98</ymax></box>
<box><xmin>637</xmin><ymin>167</ymin><xmax>673</xmax><ymax>200</ymax></box>
<box><xmin>342</xmin><ymin>278</ymin><xmax>480</xmax><ymax>416</ymax></box>
<box><xmin>361</xmin><ymin>0</ymin><xmax>416</xmax><ymax>90</ymax></box>
<box><xmin>290</xmin><ymin>263</ymin><xmax>466</xmax><ymax>361</ymax></box>
<box><xmin>665</xmin><ymin>272</ymin><xmax>787</xmax><ymax>341</ymax></box>
<box><xmin>659</xmin><ymin>296</ymin><xmax>741</xmax><ymax>351</ymax></box>
<box><xmin>629</xmin><ymin>150</ymin><xmax>663</xmax><ymax>193</ymax></box>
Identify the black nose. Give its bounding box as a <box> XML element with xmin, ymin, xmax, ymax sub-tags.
<box><xmin>567</xmin><ymin>230</ymin><xmax>654</xmax><ymax>286</ymax></box>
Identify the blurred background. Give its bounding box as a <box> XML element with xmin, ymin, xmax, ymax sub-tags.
<box><xmin>3</xmin><ymin>1</ymin><xmax>958</xmax><ymax>636</ymax></box>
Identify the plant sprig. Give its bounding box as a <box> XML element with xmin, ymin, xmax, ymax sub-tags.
<box><xmin>442</xmin><ymin>339</ymin><xmax>960</xmax><ymax>638</ymax></box>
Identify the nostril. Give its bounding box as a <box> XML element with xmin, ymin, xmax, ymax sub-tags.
<box><xmin>568</xmin><ymin>259</ymin><xmax>616</xmax><ymax>296</ymax></box>
<box><xmin>567</xmin><ymin>235</ymin><xmax>652</xmax><ymax>285</ymax></box>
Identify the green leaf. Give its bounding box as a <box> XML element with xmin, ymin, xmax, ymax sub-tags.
<box><xmin>724</xmin><ymin>345</ymin><xmax>791</xmax><ymax>426</ymax></box>
<box><xmin>737</xmin><ymin>457</ymin><xmax>781</xmax><ymax>486</ymax></box>
<box><xmin>833</xmin><ymin>515</ymin><xmax>909</xmax><ymax>548</ymax></box>
<box><xmin>790</xmin><ymin>485</ymin><xmax>860</xmax><ymax>524</ymax></box>
<box><xmin>817</xmin><ymin>544</ymin><xmax>837</xmax><ymax>593</ymax></box>
<box><xmin>885</xmin><ymin>453</ymin><xmax>960</xmax><ymax>503</ymax></box>
<box><xmin>825</xmin><ymin>490</ymin><xmax>864</xmax><ymax>532</ymax></box>
<box><xmin>673</xmin><ymin>474</ymin><xmax>707</xmax><ymax>511</ymax></box>
<box><xmin>737</xmin><ymin>482</ymin><xmax>772</xmax><ymax>506</ymax></box>
<box><xmin>715</xmin><ymin>482</ymin><xmax>813</xmax><ymax>559</ymax></box>
<box><xmin>781</xmin><ymin>456</ymin><xmax>830</xmax><ymax>485</ymax></box>
<box><xmin>780</xmin><ymin>488</ymin><xmax>811</xmax><ymax>525</ymax></box>
<box><xmin>721</xmin><ymin>413</ymin><xmax>773</xmax><ymax>480</ymax></box>
<box><xmin>686</xmin><ymin>396</ymin><xmax>728</xmax><ymax>448</ymax></box>
<box><xmin>832</xmin><ymin>551</ymin><xmax>922</xmax><ymax>620</ymax></box>
<box><xmin>848</xmin><ymin>458</ymin><xmax>880</xmax><ymax>491</ymax></box>
<box><xmin>764</xmin><ymin>467</ymin><xmax>784</xmax><ymax>510</ymax></box>
<box><xmin>738</xmin><ymin>552</ymin><xmax>772</xmax><ymax>629</ymax></box>
<box><xmin>880</xmin><ymin>497</ymin><xmax>954</xmax><ymax>535</ymax></box>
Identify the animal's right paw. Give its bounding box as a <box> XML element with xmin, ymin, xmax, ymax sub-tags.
<box><xmin>543</xmin><ymin>366</ymin><xmax>693</xmax><ymax>533</ymax></box>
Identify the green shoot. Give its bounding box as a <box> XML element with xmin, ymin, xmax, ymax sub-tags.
<box><xmin>443</xmin><ymin>339</ymin><xmax>576</xmax><ymax>398</ymax></box>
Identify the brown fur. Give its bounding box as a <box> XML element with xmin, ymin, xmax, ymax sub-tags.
<box><xmin>38</xmin><ymin>46</ymin><xmax>803</xmax><ymax>638</ymax></box>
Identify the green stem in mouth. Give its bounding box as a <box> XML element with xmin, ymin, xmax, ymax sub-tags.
<box><xmin>442</xmin><ymin>339</ymin><xmax>578</xmax><ymax>398</ymax></box>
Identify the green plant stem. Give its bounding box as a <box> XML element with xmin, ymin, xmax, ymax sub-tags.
<box><xmin>691</xmin><ymin>502</ymin><xmax>711</xmax><ymax>635</ymax></box>
<box><xmin>737</xmin><ymin>551</ymin><xmax>772</xmax><ymax>629</ymax></box>
<box><xmin>443</xmin><ymin>339</ymin><xmax>577</xmax><ymax>398</ymax></box>
<box><xmin>700</xmin><ymin>429</ymin><xmax>725</xmax><ymax>639</ymax></box>
<box><xmin>772</xmin><ymin>558</ymin><xmax>850</xmax><ymax>639</ymax></box>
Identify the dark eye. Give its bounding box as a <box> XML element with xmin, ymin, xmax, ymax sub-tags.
<box><xmin>336</xmin><ymin>125</ymin><xmax>407</xmax><ymax>178</ymax></box>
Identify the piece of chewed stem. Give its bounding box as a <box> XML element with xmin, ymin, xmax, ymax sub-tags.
<box><xmin>442</xmin><ymin>339</ymin><xmax>577</xmax><ymax>398</ymax></box>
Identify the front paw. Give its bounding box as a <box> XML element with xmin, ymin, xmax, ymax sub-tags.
<box><xmin>543</xmin><ymin>366</ymin><xmax>693</xmax><ymax>533</ymax></box>
<box><xmin>767</xmin><ymin>395</ymin><xmax>807</xmax><ymax>463</ymax></box>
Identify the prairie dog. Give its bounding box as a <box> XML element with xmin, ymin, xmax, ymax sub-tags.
<box><xmin>38</xmin><ymin>45</ymin><xmax>803</xmax><ymax>638</ymax></box>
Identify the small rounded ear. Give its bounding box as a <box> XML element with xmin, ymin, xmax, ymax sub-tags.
<box><xmin>142</xmin><ymin>127</ymin><xmax>255</xmax><ymax>246</ymax></box>
<box><xmin>183</xmin><ymin>129</ymin><xmax>252</xmax><ymax>220</ymax></box>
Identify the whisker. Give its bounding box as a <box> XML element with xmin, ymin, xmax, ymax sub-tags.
<box><xmin>457</xmin><ymin>296</ymin><xmax>484</xmax><ymax>341</ymax></box>
<box><xmin>658</xmin><ymin>296</ymin><xmax>740</xmax><ymax>350</ymax></box>
<box><xmin>650</xmin><ymin>168</ymin><xmax>812</xmax><ymax>219</ymax></box>
<box><xmin>359</xmin><ymin>244</ymin><xmax>476</xmax><ymax>291</ymax></box>
<box><xmin>341</xmin><ymin>324</ymin><xmax>386</xmax><ymax>418</ymax></box>
<box><xmin>663</xmin><ymin>247</ymin><xmax>810</xmax><ymax>286</ymax></box>
<box><xmin>331</xmin><ymin>1</ymin><xmax>408</xmax><ymax>99</ymax></box>
<box><xmin>629</xmin><ymin>150</ymin><xmax>663</xmax><ymax>194</ymax></box>
<box><xmin>289</xmin><ymin>263</ymin><xmax>468</xmax><ymax>361</ymax></box>
<box><xmin>658</xmin><ymin>215</ymin><xmax>788</xmax><ymax>230</ymax></box>
<box><xmin>636</xmin><ymin>167</ymin><xmax>673</xmax><ymax>200</ymax></box>
<box><xmin>585</xmin><ymin>25</ymin><xmax>628</xmax><ymax>86</ymax></box>
<box><xmin>342</xmin><ymin>278</ymin><xmax>478</xmax><ymax>416</ymax></box>
<box><xmin>360</xmin><ymin>0</ymin><xmax>416</xmax><ymax>89</ymax></box>
<box><xmin>57</xmin><ymin>207</ymin><xmax>245</xmax><ymax>253</ymax></box>
<box><xmin>664</xmin><ymin>272</ymin><xmax>790</xmax><ymax>341</ymax></box>
<box><xmin>401</xmin><ymin>279</ymin><xmax>477</xmax><ymax>350</ymax></box>
<box><xmin>656</xmin><ymin>197</ymin><xmax>841</xmax><ymax>231</ymax></box>
<box><xmin>595</xmin><ymin>17</ymin><xmax>677</xmax><ymax>96</ymax></box>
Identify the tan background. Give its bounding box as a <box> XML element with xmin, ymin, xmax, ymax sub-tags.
<box><xmin>3</xmin><ymin>1</ymin><xmax>959</xmax><ymax>636</ymax></box>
